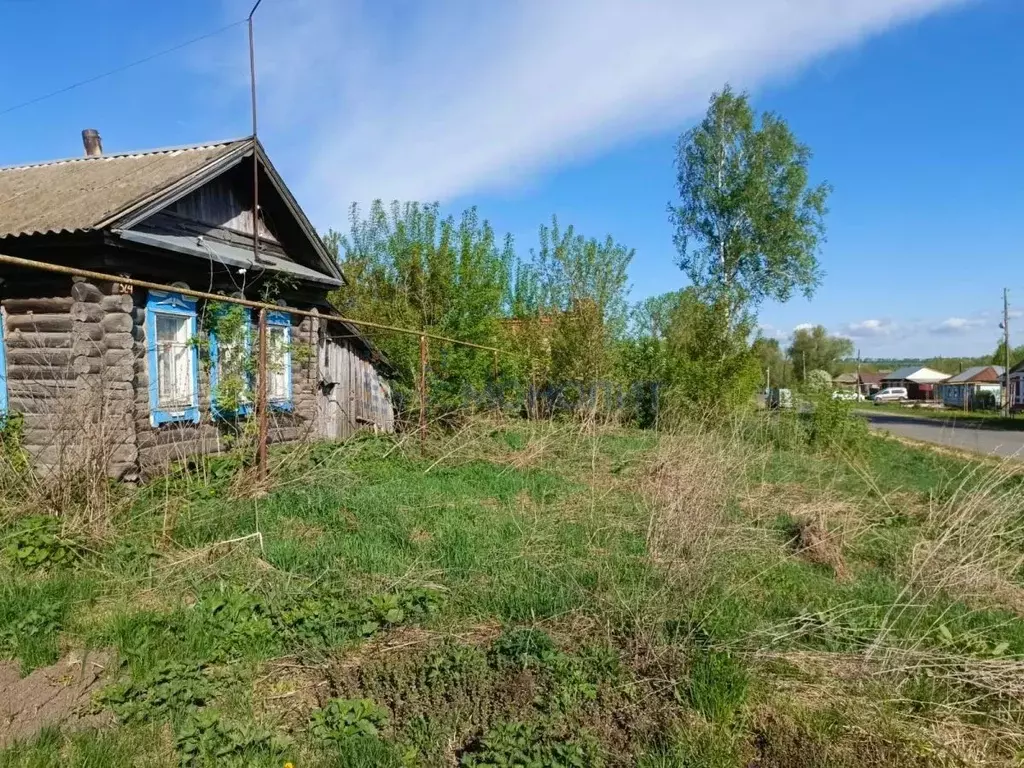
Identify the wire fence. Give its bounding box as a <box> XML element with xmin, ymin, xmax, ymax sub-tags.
<box><xmin>0</xmin><ymin>251</ymin><xmax>502</xmax><ymax>485</ymax></box>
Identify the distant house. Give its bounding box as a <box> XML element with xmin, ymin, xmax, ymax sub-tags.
<box><xmin>939</xmin><ymin>366</ymin><xmax>1003</xmax><ymax>410</ymax></box>
<box><xmin>832</xmin><ymin>372</ymin><xmax>859</xmax><ymax>390</ymax></box>
<box><xmin>857</xmin><ymin>371</ymin><xmax>885</xmax><ymax>397</ymax></box>
<box><xmin>1007</xmin><ymin>361</ymin><xmax>1024</xmax><ymax>411</ymax></box>
<box><xmin>881</xmin><ymin>366</ymin><xmax>950</xmax><ymax>401</ymax></box>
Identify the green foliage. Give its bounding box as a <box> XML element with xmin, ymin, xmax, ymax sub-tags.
<box><xmin>175</xmin><ymin>710</ymin><xmax>290</xmax><ymax>766</ymax></box>
<box><xmin>787</xmin><ymin>326</ymin><xmax>853</xmax><ymax>380</ymax></box>
<box><xmin>200</xmin><ymin>302</ymin><xmax>255</xmax><ymax>416</ymax></box>
<box><xmin>805</xmin><ymin>396</ymin><xmax>869</xmax><ymax>453</ymax></box>
<box><xmin>99</xmin><ymin>662</ymin><xmax>217</xmax><ymax>723</ymax></box>
<box><xmin>310</xmin><ymin>698</ymin><xmax>389</xmax><ymax>743</ymax></box>
<box><xmin>328</xmin><ymin>202</ymin><xmax>512</xmax><ymax>413</ymax></box>
<box><xmin>752</xmin><ymin>335</ymin><xmax>791</xmax><ymax>388</ymax></box>
<box><xmin>460</xmin><ymin>721</ymin><xmax>604</xmax><ymax>767</ymax></box>
<box><xmin>3</xmin><ymin>515</ymin><xmax>80</xmax><ymax>570</ymax></box>
<box><xmin>660</xmin><ymin>290</ymin><xmax>761</xmax><ymax>417</ymax></box>
<box><xmin>682</xmin><ymin>647</ymin><xmax>749</xmax><ymax>724</ymax></box>
<box><xmin>671</xmin><ymin>85</ymin><xmax>829</xmax><ymax>317</ymax></box>
<box><xmin>0</xmin><ymin>411</ymin><xmax>27</xmax><ymax>472</ymax></box>
<box><xmin>804</xmin><ymin>369</ymin><xmax>833</xmax><ymax>393</ymax></box>
<box><xmin>489</xmin><ymin>627</ymin><xmax>558</xmax><ymax>669</ymax></box>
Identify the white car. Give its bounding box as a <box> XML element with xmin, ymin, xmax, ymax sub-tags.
<box><xmin>831</xmin><ymin>390</ymin><xmax>864</xmax><ymax>402</ymax></box>
<box><xmin>873</xmin><ymin>386</ymin><xmax>909</xmax><ymax>404</ymax></box>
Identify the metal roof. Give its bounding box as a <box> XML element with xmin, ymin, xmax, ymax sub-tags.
<box><xmin>883</xmin><ymin>366</ymin><xmax>951</xmax><ymax>383</ymax></box>
<box><xmin>944</xmin><ymin>365</ymin><xmax>1003</xmax><ymax>384</ymax></box>
<box><xmin>0</xmin><ymin>139</ymin><xmax>249</xmax><ymax>239</ymax></box>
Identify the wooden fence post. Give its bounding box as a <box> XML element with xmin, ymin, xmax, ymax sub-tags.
<box><xmin>419</xmin><ymin>333</ymin><xmax>428</xmax><ymax>453</ymax></box>
<box><xmin>257</xmin><ymin>307</ymin><xmax>268</xmax><ymax>483</ymax></box>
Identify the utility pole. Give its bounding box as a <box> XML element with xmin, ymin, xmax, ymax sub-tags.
<box><xmin>856</xmin><ymin>348</ymin><xmax>861</xmax><ymax>397</ymax></box>
<box><xmin>802</xmin><ymin>351</ymin><xmax>807</xmax><ymax>383</ymax></box>
<box><xmin>1003</xmin><ymin>288</ymin><xmax>1011</xmax><ymax>416</ymax></box>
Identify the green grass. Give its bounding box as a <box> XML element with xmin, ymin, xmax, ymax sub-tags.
<box><xmin>2</xmin><ymin>420</ymin><xmax>1024</xmax><ymax>766</ymax></box>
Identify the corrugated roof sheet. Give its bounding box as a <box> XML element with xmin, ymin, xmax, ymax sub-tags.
<box><xmin>883</xmin><ymin>366</ymin><xmax>950</xmax><ymax>383</ymax></box>
<box><xmin>0</xmin><ymin>139</ymin><xmax>248</xmax><ymax>239</ymax></box>
<box><xmin>944</xmin><ymin>365</ymin><xmax>1003</xmax><ymax>384</ymax></box>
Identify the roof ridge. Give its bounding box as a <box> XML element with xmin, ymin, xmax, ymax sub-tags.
<box><xmin>0</xmin><ymin>137</ymin><xmax>251</xmax><ymax>173</ymax></box>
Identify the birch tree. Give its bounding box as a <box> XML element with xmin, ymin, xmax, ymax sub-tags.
<box><xmin>669</xmin><ymin>86</ymin><xmax>830</xmax><ymax>325</ymax></box>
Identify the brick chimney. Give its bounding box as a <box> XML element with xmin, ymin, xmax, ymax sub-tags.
<box><xmin>81</xmin><ymin>129</ymin><xmax>102</xmax><ymax>157</ymax></box>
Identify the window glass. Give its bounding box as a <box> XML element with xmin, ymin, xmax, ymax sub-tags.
<box><xmin>155</xmin><ymin>314</ymin><xmax>193</xmax><ymax>408</ymax></box>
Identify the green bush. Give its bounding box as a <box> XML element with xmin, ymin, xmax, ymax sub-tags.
<box><xmin>806</xmin><ymin>395</ymin><xmax>868</xmax><ymax>453</ymax></box>
<box><xmin>3</xmin><ymin>515</ymin><xmax>81</xmax><ymax>570</ymax></box>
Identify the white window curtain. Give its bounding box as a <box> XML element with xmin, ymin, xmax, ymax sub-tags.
<box><xmin>155</xmin><ymin>314</ymin><xmax>194</xmax><ymax>408</ymax></box>
<box><xmin>267</xmin><ymin>325</ymin><xmax>289</xmax><ymax>402</ymax></box>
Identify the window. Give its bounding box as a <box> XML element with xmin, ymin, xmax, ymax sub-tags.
<box><xmin>146</xmin><ymin>291</ymin><xmax>199</xmax><ymax>425</ymax></box>
<box><xmin>266</xmin><ymin>311</ymin><xmax>292</xmax><ymax>409</ymax></box>
<box><xmin>209</xmin><ymin>307</ymin><xmax>253</xmax><ymax>418</ymax></box>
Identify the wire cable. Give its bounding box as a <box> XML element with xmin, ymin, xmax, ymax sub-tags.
<box><xmin>0</xmin><ymin>18</ymin><xmax>247</xmax><ymax>117</ymax></box>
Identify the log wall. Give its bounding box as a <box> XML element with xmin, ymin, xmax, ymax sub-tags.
<box><xmin>2</xmin><ymin>277</ymin><xmax>395</xmax><ymax>480</ymax></box>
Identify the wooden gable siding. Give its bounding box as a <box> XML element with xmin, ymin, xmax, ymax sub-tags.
<box><xmin>165</xmin><ymin>175</ymin><xmax>278</xmax><ymax>244</ymax></box>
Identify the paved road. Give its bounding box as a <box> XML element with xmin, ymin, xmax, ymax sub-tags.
<box><xmin>861</xmin><ymin>411</ymin><xmax>1024</xmax><ymax>459</ymax></box>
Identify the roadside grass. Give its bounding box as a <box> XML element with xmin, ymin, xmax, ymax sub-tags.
<box><xmin>2</xmin><ymin>415</ymin><xmax>1024</xmax><ymax>765</ymax></box>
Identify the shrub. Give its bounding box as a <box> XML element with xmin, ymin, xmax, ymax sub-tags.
<box><xmin>460</xmin><ymin>721</ymin><xmax>604</xmax><ymax>767</ymax></box>
<box><xmin>310</xmin><ymin>698</ymin><xmax>389</xmax><ymax>743</ymax></box>
<box><xmin>805</xmin><ymin>395</ymin><xmax>868</xmax><ymax>453</ymax></box>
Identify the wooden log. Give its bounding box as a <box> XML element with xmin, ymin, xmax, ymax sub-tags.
<box><xmin>100</xmin><ymin>295</ymin><xmax>134</xmax><ymax>313</ymax></box>
<box><xmin>70</xmin><ymin>282</ymin><xmax>104</xmax><ymax>303</ymax></box>
<box><xmin>72</xmin><ymin>339</ymin><xmax>105</xmax><ymax>357</ymax></box>
<box><xmin>6</xmin><ymin>333</ymin><xmax>73</xmax><ymax>350</ymax></box>
<box><xmin>104</xmin><ymin>349</ymin><xmax>135</xmax><ymax>368</ymax></box>
<box><xmin>72</xmin><ymin>357</ymin><xmax>101</xmax><ymax>376</ymax></box>
<box><xmin>6</xmin><ymin>348</ymin><xmax>75</xmax><ymax>367</ymax></box>
<box><xmin>2</xmin><ymin>297</ymin><xmax>74</xmax><ymax>313</ymax></box>
<box><xmin>103</xmin><ymin>333</ymin><xmax>135</xmax><ymax>351</ymax></box>
<box><xmin>101</xmin><ymin>314</ymin><xmax>133</xmax><ymax>334</ymax></box>
<box><xmin>5</xmin><ymin>314</ymin><xmax>73</xmax><ymax>333</ymax></box>
<box><xmin>70</xmin><ymin>303</ymin><xmax>105</xmax><ymax>323</ymax></box>
<box><xmin>139</xmin><ymin>441</ymin><xmax>221</xmax><ymax>468</ymax></box>
<box><xmin>5</xmin><ymin>365</ymin><xmax>74</xmax><ymax>381</ymax></box>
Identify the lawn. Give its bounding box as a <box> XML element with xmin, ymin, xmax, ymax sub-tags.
<box><xmin>2</xmin><ymin>415</ymin><xmax>1024</xmax><ymax>766</ymax></box>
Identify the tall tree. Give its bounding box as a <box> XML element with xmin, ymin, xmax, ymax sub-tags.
<box><xmin>751</xmin><ymin>335</ymin><xmax>791</xmax><ymax>388</ymax></box>
<box><xmin>989</xmin><ymin>340</ymin><xmax>1024</xmax><ymax>369</ymax></box>
<box><xmin>786</xmin><ymin>325</ymin><xmax>853</xmax><ymax>381</ymax></box>
<box><xmin>669</xmin><ymin>86</ymin><xmax>830</xmax><ymax>323</ymax></box>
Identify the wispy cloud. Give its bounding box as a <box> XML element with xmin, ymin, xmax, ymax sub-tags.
<box><xmin>842</xmin><ymin>318</ymin><xmax>897</xmax><ymax>338</ymax></box>
<box><xmin>793</xmin><ymin>323</ymin><xmax>815</xmax><ymax>333</ymax></box>
<box><xmin>931</xmin><ymin>316</ymin><xmax>987</xmax><ymax>335</ymax></box>
<box><xmin>219</xmin><ymin>0</ymin><xmax>966</xmax><ymax>224</ymax></box>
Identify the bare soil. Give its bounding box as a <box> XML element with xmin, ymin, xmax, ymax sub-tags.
<box><xmin>0</xmin><ymin>649</ymin><xmax>115</xmax><ymax>748</ymax></box>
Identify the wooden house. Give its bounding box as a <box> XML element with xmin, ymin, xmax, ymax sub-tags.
<box><xmin>938</xmin><ymin>366</ymin><xmax>1003</xmax><ymax>410</ymax></box>
<box><xmin>0</xmin><ymin>132</ymin><xmax>393</xmax><ymax>480</ymax></box>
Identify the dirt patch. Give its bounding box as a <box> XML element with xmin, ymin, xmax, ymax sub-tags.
<box><xmin>253</xmin><ymin>659</ymin><xmax>330</xmax><ymax>732</ymax></box>
<box><xmin>0</xmin><ymin>650</ymin><xmax>115</xmax><ymax>748</ymax></box>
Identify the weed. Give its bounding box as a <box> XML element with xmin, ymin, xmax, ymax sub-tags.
<box><xmin>460</xmin><ymin>720</ymin><xmax>604</xmax><ymax>767</ymax></box>
<box><xmin>309</xmin><ymin>698</ymin><xmax>389</xmax><ymax>743</ymax></box>
<box><xmin>99</xmin><ymin>662</ymin><xmax>218</xmax><ymax>724</ymax></box>
<box><xmin>174</xmin><ymin>709</ymin><xmax>290</xmax><ymax>767</ymax></box>
<box><xmin>3</xmin><ymin>515</ymin><xmax>80</xmax><ymax>570</ymax></box>
<box><xmin>489</xmin><ymin>627</ymin><xmax>558</xmax><ymax>669</ymax></box>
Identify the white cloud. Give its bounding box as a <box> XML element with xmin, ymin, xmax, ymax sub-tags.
<box><xmin>221</xmin><ymin>0</ymin><xmax>966</xmax><ymax>223</ymax></box>
<box><xmin>931</xmin><ymin>317</ymin><xmax>986</xmax><ymax>335</ymax></box>
<box><xmin>793</xmin><ymin>323</ymin><xmax>815</xmax><ymax>333</ymax></box>
<box><xmin>842</xmin><ymin>318</ymin><xmax>897</xmax><ymax>338</ymax></box>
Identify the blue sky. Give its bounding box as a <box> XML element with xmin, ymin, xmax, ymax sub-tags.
<box><xmin>1</xmin><ymin>0</ymin><xmax>1021</xmax><ymax>359</ymax></box>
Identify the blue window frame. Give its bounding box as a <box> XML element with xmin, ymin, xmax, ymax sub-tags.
<box><xmin>266</xmin><ymin>311</ymin><xmax>293</xmax><ymax>411</ymax></box>
<box><xmin>209</xmin><ymin>308</ymin><xmax>254</xmax><ymax>419</ymax></box>
<box><xmin>146</xmin><ymin>291</ymin><xmax>200</xmax><ymax>426</ymax></box>
<box><xmin>0</xmin><ymin>308</ymin><xmax>7</xmax><ymax>415</ymax></box>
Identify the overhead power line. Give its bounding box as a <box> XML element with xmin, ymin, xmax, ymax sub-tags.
<box><xmin>0</xmin><ymin>18</ymin><xmax>247</xmax><ymax>118</ymax></box>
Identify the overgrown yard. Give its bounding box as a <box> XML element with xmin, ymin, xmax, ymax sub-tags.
<box><xmin>3</xmin><ymin>415</ymin><xmax>1024</xmax><ymax>766</ymax></box>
